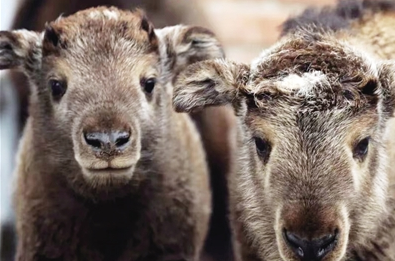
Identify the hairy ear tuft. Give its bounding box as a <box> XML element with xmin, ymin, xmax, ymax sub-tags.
<box><xmin>137</xmin><ymin>9</ymin><xmax>157</xmax><ymax>49</ymax></box>
<box><xmin>0</xmin><ymin>31</ymin><xmax>20</xmax><ymax>69</ymax></box>
<box><xmin>181</xmin><ymin>25</ymin><xmax>224</xmax><ymax>64</ymax></box>
<box><xmin>44</xmin><ymin>24</ymin><xmax>60</xmax><ymax>47</ymax></box>
<box><xmin>173</xmin><ymin>59</ymin><xmax>249</xmax><ymax>113</ymax></box>
<box><xmin>0</xmin><ymin>29</ymin><xmax>41</xmax><ymax>72</ymax></box>
<box><xmin>43</xmin><ymin>24</ymin><xmax>67</xmax><ymax>53</ymax></box>
<box><xmin>156</xmin><ymin>25</ymin><xmax>224</xmax><ymax>80</ymax></box>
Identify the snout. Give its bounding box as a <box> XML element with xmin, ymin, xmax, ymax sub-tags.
<box><xmin>283</xmin><ymin>229</ymin><xmax>338</xmax><ymax>261</ymax></box>
<box><xmin>276</xmin><ymin>204</ymin><xmax>349</xmax><ymax>261</ymax></box>
<box><xmin>73</xmin><ymin>111</ymin><xmax>141</xmax><ymax>180</ymax></box>
<box><xmin>80</xmin><ymin>125</ymin><xmax>138</xmax><ymax>170</ymax></box>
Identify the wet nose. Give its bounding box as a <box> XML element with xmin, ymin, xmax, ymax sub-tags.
<box><xmin>283</xmin><ymin>230</ymin><xmax>338</xmax><ymax>261</ymax></box>
<box><xmin>84</xmin><ymin>131</ymin><xmax>130</xmax><ymax>153</ymax></box>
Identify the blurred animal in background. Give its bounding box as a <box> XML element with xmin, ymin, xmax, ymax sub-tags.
<box><xmin>173</xmin><ymin>0</ymin><xmax>395</xmax><ymax>260</ymax></box>
<box><xmin>0</xmin><ymin>1</ymin><xmax>235</xmax><ymax>261</ymax></box>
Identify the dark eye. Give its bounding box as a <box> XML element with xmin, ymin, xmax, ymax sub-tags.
<box><xmin>49</xmin><ymin>79</ymin><xmax>67</xmax><ymax>100</ymax></box>
<box><xmin>141</xmin><ymin>78</ymin><xmax>156</xmax><ymax>94</ymax></box>
<box><xmin>191</xmin><ymin>39</ymin><xmax>203</xmax><ymax>45</ymax></box>
<box><xmin>353</xmin><ymin>137</ymin><xmax>370</xmax><ymax>161</ymax></box>
<box><xmin>254</xmin><ymin>137</ymin><xmax>272</xmax><ymax>163</ymax></box>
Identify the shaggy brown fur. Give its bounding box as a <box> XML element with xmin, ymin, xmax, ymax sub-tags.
<box><xmin>172</xmin><ymin>0</ymin><xmax>395</xmax><ymax>260</ymax></box>
<box><xmin>7</xmin><ymin>0</ymin><xmax>210</xmax><ymax>130</ymax></box>
<box><xmin>0</xmin><ymin>6</ymin><xmax>228</xmax><ymax>261</ymax></box>
<box><xmin>2</xmin><ymin>2</ymin><xmax>236</xmax><ymax>261</ymax></box>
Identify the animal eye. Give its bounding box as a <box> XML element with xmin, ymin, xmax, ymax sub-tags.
<box><xmin>48</xmin><ymin>79</ymin><xmax>67</xmax><ymax>100</ymax></box>
<box><xmin>254</xmin><ymin>137</ymin><xmax>272</xmax><ymax>163</ymax></box>
<box><xmin>191</xmin><ymin>39</ymin><xmax>203</xmax><ymax>45</ymax></box>
<box><xmin>141</xmin><ymin>78</ymin><xmax>156</xmax><ymax>94</ymax></box>
<box><xmin>353</xmin><ymin>137</ymin><xmax>370</xmax><ymax>160</ymax></box>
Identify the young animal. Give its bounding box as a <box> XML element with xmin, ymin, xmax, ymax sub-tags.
<box><xmin>1</xmin><ymin>1</ymin><xmax>235</xmax><ymax>261</ymax></box>
<box><xmin>172</xmin><ymin>0</ymin><xmax>395</xmax><ymax>260</ymax></box>
<box><xmin>7</xmin><ymin>0</ymin><xmax>211</xmax><ymax>131</ymax></box>
<box><xmin>0</xmin><ymin>6</ymin><xmax>225</xmax><ymax>261</ymax></box>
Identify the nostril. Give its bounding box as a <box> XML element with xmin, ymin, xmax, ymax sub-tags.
<box><xmin>114</xmin><ymin>131</ymin><xmax>130</xmax><ymax>148</ymax></box>
<box><xmin>83</xmin><ymin>131</ymin><xmax>130</xmax><ymax>152</ymax></box>
<box><xmin>283</xmin><ymin>229</ymin><xmax>338</xmax><ymax>260</ymax></box>
<box><xmin>316</xmin><ymin>230</ymin><xmax>338</xmax><ymax>259</ymax></box>
<box><xmin>284</xmin><ymin>230</ymin><xmax>306</xmax><ymax>257</ymax></box>
<box><xmin>84</xmin><ymin>133</ymin><xmax>103</xmax><ymax>149</ymax></box>
<box><xmin>115</xmin><ymin>137</ymin><xmax>129</xmax><ymax>147</ymax></box>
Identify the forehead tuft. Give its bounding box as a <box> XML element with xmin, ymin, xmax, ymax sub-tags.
<box><xmin>248</xmin><ymin>33</ymin><xmax>379</xmax><ymax>112</ymax></box>
<box><xmin>46</xmin><ymin>7</ymin><xmax>155</xmax><ymax>54</ymax></box>
<box><xmin>251</xmin><ymin>33</ymin><xmax>374</xmax><ymax>81</ymax></box>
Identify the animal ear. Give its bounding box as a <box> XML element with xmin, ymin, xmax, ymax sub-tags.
<box><xmin>42</xmin><ymin>23</ymin><xmax>65</xmax><ymax>53</ymax></box>
<box><xmin>173</xmin><ymin>59</ymin><xmax>250</xmax><ymax>114</ymax></box>
<box><xmin>377</xmin><ymin>61</ymin><xmax>395</xmax><ymax>118</ymax></box>
<box><xmin>138</xmin><ymin>10</ymin><xmax>158</xmax><ymax>49</ymax></box>
<box><xmin>155</xmin><ymin>25</ymin><xmax>224</xmax><ymax>77</ymax></box>
<box><xmin>180</xmin><ymin>25</ymin><xmax>225</xmax><ymax>63</ymax></box>
<box><xmin>0</xmin><ymin>29</ymin><xmax>41</xmax><ymax>73</ymax></box>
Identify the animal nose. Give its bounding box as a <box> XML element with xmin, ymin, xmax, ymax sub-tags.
<box><xmin>83</xmin><ymin>131</ymin><xmax>130</xmax><ymax>153</ymax></box>
<box><xmin>283</xmin><ymin>230</ymin><xmax>338</xmax><ymax>261</ymax></box>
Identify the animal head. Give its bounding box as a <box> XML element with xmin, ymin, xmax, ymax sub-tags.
<box><xmin>173</xmin><ymin>31</ymin><xmax>395</xmax><ymax>260</ymax></box>
<box><xmin>0</xmin><ymin>6</ymin><xmax>223</xmax><ymax>198</ymax></box>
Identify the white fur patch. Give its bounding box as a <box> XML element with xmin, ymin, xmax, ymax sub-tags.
<box><xmin>275</xmin><ymin>71</ymin><xmax>329</xmax><ymax>96</ymax></box>
<box><xmin>338</xmin><ymin>203</ymin><xmax>350</xmax><ymax>259</ymax></box>
<box><xmin>247</xmin><ymin>70</ymin><xmax>329</xmax><ymax>98</ymax></box>
<box><xmin>103</xmin><ymin>9</ymin><xmax>119</xmax><ymax>20</ymax></box>
<box><xmin>88</xmin><ymin>10</ymin><xmax>101</xmax><ymax>19</ymax></box>
<box><xmin>88</xmin><ymin>10</ymin><xmax>119</xmax><ymax>20</ymax></box>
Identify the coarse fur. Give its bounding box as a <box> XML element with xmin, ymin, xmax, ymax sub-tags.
<box><xmin>0</xmin><ymin>6</ymin><xmax>227</xmax><ymax>261</ymax></box>
<box><xmin>7</xmin><ymin>0</ymin><xmax>211</xmax><ymax>130</ymax></box>
<box><xmin>2</xmin><ymin>2</ymin><xmax>236</xmax><ymax>261</ymax></box>
<box><xmin>172</xmin><ymin>0</ymin><xmax>395</xmax><ymax>260</ymax></box>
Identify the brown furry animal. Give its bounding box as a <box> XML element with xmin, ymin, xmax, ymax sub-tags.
<box><xmin>172</xmin><ymin>0</ymin><xmax>395</xmax><ymax>260</ymax></box>
<box><xmin>0</xmin><ymin>6</ymin><xmax>226</xmax><ymax>261</ymax></box>
<box><xmin>1</xmin><ymin>2</ymin><xmax>236</xmax><ymax>261</ymax></box>
<box><xmin>1</xmin><ymin>1</ymin><xmax>236</xmax><ymax>261</ymax></box>
<box><xmin>7</xmin><ymin>0</ymin><xmax>211</xmax><ymax>131</ymax></box>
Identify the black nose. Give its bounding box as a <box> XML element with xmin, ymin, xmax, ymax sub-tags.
<box><xmin>283</xmin><ymin>230</ymin><xmax>338</xmax><ymax>261</ymax></box>
<box><xmin>84</xmin><ymin>131</ymin><xmax>130</xmax><ymax>152</ymax></box>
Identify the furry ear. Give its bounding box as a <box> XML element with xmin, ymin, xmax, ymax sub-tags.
<box><xmin>0</xmin><ymin>29</ymin><xmax>41</xmax><ymax>72</ymax></box>
<box><xmin>180</xmin><ymin>25</ymin><xmax>225</xmax><ymax>63</ymax></box>
<box><xmin>155</xmin><ymin>25</ymin><xmax>224</xmax><ymax>79</ymax></box>
<box><xmin>139</xmin><ymin>12</ymin><xmax>158</xmax><ymax>50</ymax></box>
<box><xmin>42</xmin><ymin>23</ymin><xmax>67</xmax><ymax>54</ymax></box>
<box><xmin>378</xmin><ymin>61</ymin><xmax>395</xmax><ymax>118</ymax></box>
<box><xmin>173</xmin><ymin>59</ymin><xmax>250</xmax><ymax>113</ymax></box>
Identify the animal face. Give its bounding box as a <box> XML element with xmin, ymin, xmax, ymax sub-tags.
<box><xmin>0</xmin><ymin>7</ymin><xmax>223</xmax><ymax>197</ymax></box>
<box><xmin>172</xmin><ymin>34</ymin><xmax>395</xmax><ymax>260</ymax></box>
<box><xmin>244</xmin><ymin>88</ymin><xmax>378</xmax><ymax>261</ymax></box>
<box><xmin>45</xmin><ymin>10</ymin><xmax>159</xmax><ymax>189</ymax></box>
